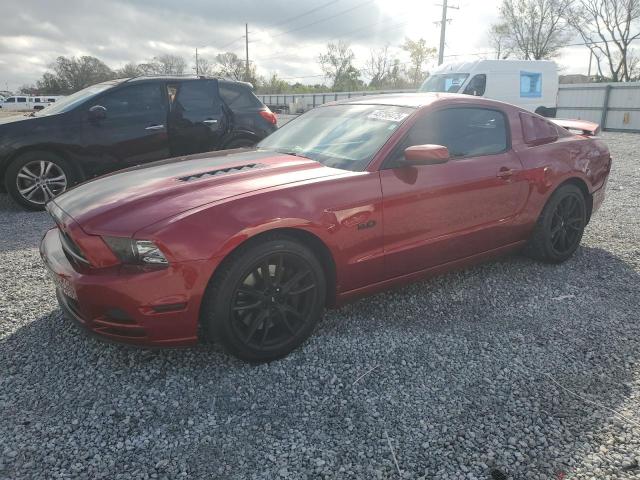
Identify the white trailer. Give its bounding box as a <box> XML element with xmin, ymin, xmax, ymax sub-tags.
<box><xmin>419</xmin><ymin>59</ymin><xmax>559</xmax><ymax>116</ymax></box>
<box><xmin>0</xmin><ymin>95</ymin><xmax>64</xmax><ymax>111</ymax></box>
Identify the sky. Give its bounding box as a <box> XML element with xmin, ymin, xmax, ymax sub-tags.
<box><xmin>0</xmin><ymin>0</ymin><xmax>593</xmax><ymax>92</ymax></box>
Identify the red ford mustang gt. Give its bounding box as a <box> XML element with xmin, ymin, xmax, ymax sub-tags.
<box><xmin>40</xmin><ymin>93</ymin><xmax>611</xmax><ymax>361</ymax></box>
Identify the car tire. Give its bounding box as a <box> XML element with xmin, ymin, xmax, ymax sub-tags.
<box><xmin>224</xmin><ymin>138</ymin><xmax>256</xmax><ymax>149</ymax></box>
<box><xmin>524</xmin><ymin>184</ymin><xmax>587</xmax><ymax>263</ymax></box>
<box><xmin>201</xmin><ymin>234</ymin><xmax>326</xmax><ymax>362</ymax></box>
<box><xmin>5</xmin><ymin>151</ymin><xmax>78</xmax><ymax>211</ymax></box>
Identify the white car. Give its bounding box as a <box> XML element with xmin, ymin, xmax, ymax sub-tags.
<box><xmin>420</xmin><ymin>59</ymin><xmax>559</xmax><ymax>117</ymax></box>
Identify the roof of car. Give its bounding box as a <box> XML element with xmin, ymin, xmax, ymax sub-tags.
<box><xmin>119</xmin><ymin>75</ymin><xmax>253</xmax><ymax>89</ymax></box>
<box><xmin>328</xmin><ymin>92</ymin><xmax>518</xmax><ymax>111</ymax></box>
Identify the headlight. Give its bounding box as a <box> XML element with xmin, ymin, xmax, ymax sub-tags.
<box><xmin>102</xmin><ymin>237</ymin><xmax>168</xmax><ymax>265</ymax></box>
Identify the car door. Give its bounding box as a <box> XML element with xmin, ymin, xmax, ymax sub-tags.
<box><xmin>379</xmin><ymin>106</ymin><xmax>528</xmax><ymax>279</ymax></box>
<box><xmin>81</xmin><ymin>82</ymin><xmax>170</xmax><ymax>174</ymax></box>
<box><xmin>168</xmin><ymin>79</ymin><xmax>227</xmax><ymax>156</ymax></box>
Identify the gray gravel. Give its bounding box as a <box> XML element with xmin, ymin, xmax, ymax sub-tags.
<box><xmin>1</xmin><ymin>132</ymin><xmax>639</xmax><ymax>479</ymax></box>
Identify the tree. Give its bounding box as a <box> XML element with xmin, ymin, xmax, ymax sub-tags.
<box><xmin>318</xmin><ymin>41</ymin><xmax>362</xmax><ymax>91</ymax></box>
<box><xmin>138</xmin><ymin>54</ymin><xmax>187</xmax><ymax>75</ymax></box>
<box><xmin>402</xmin><ymin>38</ymin><xmax>436</xmax><ymax>87</ymax></box>
<box><xmin>116</xmin><ymin>62</ymin><xmax>142</xmax><ymax>78</ymax></box>
<box><xmin>365</xmin><ymin>46</ymin><xmax>392</xmax><ymax>88</ymax></box>
<box><xmin>214</xmin><ymin>52</ymin><xmax>246</xmax><ymax>80</ymax></box>
<box><xmin>488</xmin><ymin>23</ymin><xmax>513</xmax><ymax>59</ymax></box>
<box><xmin>568</xmin><ymin>0</ymin><xmax>640</xmax><ymax>81</ymax></box>
<box><xmin>34</xmin><ymin>56</ymin><xmax>115</xmax><ymax>94</ymax></box>
<box><xmin>194</xmin><ymin>57</ymin><xmax>215</xmax><ymax>76</ymax></box>
<box><xmin>495</xmin><ymin>0</ymin><xmax>573</xmax><ymax>60</ymax></box>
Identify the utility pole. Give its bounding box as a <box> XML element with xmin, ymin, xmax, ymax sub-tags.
<box><xmin>245</xmin><ymin>23</ymin><xmax>250</xmax><ymax>82</ymax></box>
<box><xmin>195</xmin><ymin>48</ymin><xmax>199</xmax><ymax>76</ymax></box>
<box><xmin>437</xmin><ymin>0</ymin><xmax>458</xmax><ymax>65</ymax></box>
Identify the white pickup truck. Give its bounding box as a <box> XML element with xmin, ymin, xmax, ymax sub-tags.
<box><xmin>0</xmin><ymin>95</ymin><xmax>64</xmax><ymax>111</ymax></box>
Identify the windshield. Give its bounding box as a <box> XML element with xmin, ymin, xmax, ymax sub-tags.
<box><xmin>36</xmin><ymin>82</ymin><xmax>117</xmax><ymax>116</ymax></box>
<box><xmin>420</xmin><ymin>73</ymin><xmax>469</xmax><ymax>93</ymax></box>
<box><xmin>257</xmin><ymin>104</ymin><xmax>414</xmax><ymax>171</ymax></box>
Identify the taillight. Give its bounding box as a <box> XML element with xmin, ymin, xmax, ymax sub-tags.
<box><xmin>259</xmin><ymin>109</ymin><xmax>277</xmax><ymax>125</ymax></box>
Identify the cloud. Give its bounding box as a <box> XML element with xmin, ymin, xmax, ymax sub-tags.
<box><xmin>0</xmin><ymin>0</ymin><xmax>590</xmax><ymax>91</ymax></box>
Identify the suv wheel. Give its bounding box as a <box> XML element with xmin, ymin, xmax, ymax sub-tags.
<box><xmin>5</xmin><ymin>151</ymin><xmax>77</xmax><ymax>211</ymax></box>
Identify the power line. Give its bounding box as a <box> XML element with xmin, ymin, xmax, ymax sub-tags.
<box><xmin>272</xmin><ymin>0</ymin><xmax>376</xmax><ymax>38</ymax></box>
<box><xmin>266</xmin><ymin>0</ymin><xmax>341</xmax><ymax>29</ymax></box>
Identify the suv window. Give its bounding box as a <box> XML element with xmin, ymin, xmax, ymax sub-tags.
<box><xmin>219</xmin><ymin>83</ymin><xmax>262</xmax><ymax>109</ymax></box>
<box><xmin>98</xmin><ymin>84</ymin><xmax>165</xmax><ymax>117</ymax></box>
<box><xmin>175</xmin><ymin>80</ymin><xmax>222</xmax><ymax>113</ymax></box>
<box><xmin>387</xmin><ymin>107</ymin><xmax>508</xmax><ymax>167</ymax></box>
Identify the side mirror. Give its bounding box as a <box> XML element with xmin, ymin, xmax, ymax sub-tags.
<box><xmin>403</xmin><ymin>144</ymin><xmax>449</xmax><ymax>166</ymax></box>
<box><xmin>88</xmin><ymin>105</ymin><xmax>107</xmax><ymax>122</ymax></box>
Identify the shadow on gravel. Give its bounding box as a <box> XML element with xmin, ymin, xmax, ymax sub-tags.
<box><xmin>0</xmin><ymin>194</ymin><xmax>53</xmax><ymax>254</ymax></box>
<box><xmin>1</xmin><ymin>247</ymin><xmax>639</xmax><ymax>479</ymax></box>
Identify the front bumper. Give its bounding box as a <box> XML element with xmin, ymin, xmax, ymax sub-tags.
<box><xmin>40</xmin><ymin>227</ymin><xmax>213</xmax><ymax>347</ymax></box>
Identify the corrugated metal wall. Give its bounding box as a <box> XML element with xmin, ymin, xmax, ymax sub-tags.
<box><xmin>557</xmin><ymin>83</ymin><xmax>640</xmax><ymax>132</ymax></box>
<box><xmin>259</xmin><ymin>82</ymin><xmax>640</xmax><ymax>132</ymax></box>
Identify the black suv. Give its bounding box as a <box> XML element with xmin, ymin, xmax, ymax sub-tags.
<box><xmin>0</xmin><ymin>76</ymin><xmax>278</xmax><ymax>210</ymax></box>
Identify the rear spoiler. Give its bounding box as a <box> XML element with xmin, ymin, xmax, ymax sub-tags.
<box><xmin>551</xmin><ymin>119</ymin><xmax>600</xmax><ymax>137</ymax></box>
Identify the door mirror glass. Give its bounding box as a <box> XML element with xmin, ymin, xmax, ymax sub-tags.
<box><xmin>404</xmin><ymin>144</ymin><xmax>449</xmax><ymax>165</ymax></box>
<box><xmin>88</xmin><ymin>105</ymin><xmax>107</xmax><ymax>121</ymax></box>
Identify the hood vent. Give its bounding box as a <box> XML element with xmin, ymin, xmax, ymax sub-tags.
<box><xmin>178</xmin><ymin>163</ymin><xmax>266</xmax><ymax>182</ymax></box>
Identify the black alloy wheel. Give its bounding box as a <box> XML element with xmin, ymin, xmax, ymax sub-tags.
<box><xmin>524</xmin><ymin>184</ymin><xmax>587</xmax><ymax>263</ymax></box>
<box><xmin>549</xmin><ymin>193</ymin><xmax>584</xmax><ymax>256</ymax></box>
<box><xmin>231</xmin><ymin>253</ymin><xmax>318</xmax><ymax>351</ymax></box>
<box><xmin>202</xmin><ymin>235</ymin><xmax>326</xmax><ymax>362</ymax></box>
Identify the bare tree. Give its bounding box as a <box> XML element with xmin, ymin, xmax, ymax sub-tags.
<box><xmin>138</xmin><ymin>55</ymin><xmax>187</xmax><ymax>75</ymax></box>
<box><xmin>116</xmin><ymin>62</ymin><xmax>142</xmax><ymax>78</ymax></box>
<box><xmin>488</xmin><ymin>23</ymin><xmax>514</xmax><ymax>58</ymax></box>
<box><xmin>401</xmin><ymin>38</ymin><xmax>436</xmax><ymax>87</ymax></box>
<box><xmin>215</xmin><ymin>52</ymin><xmax>246</xmax><ymax>80</ymax></box>
<box><xmin>365</xmin><ymin>46</ymin><xmax>391</xmax><ymax>88</ymax></box>
<box><xmin>569</xmin><ymin>0</ymin><xmax>640</xmax><ymax>81</ymax></box>
<box><xmin>318</xmin><ymin>41</ymin><xmax>362</xmax><ymax>91</ymax></box>
<box><xmin>195</xmin><ymin>57</ymin><xmax>215</xmax><ymax>76</ymax></box>
<box><xmin>496</xmin><ymin>0</ymin><xmax>573</xmax><ymax>60</ymax></box>
<box><xmin>35</xmin><ymin>56</ymin><xmax>115</xmax><ymax>94</ymax></box>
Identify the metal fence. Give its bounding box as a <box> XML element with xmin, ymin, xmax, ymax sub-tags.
<box><xmin>556</xmin><ymin>82</ymin><xmax>640</xmax><ymax>133</ymax></box>
<box><xmin>259</xmin><ymin>82</ymin><xmax>640</xmax><ymax>133</ymax></box>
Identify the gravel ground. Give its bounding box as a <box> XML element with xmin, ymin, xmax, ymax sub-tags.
<box><xmin>1</xmin><ymin>132</ymin><xmax>639</xmax><ymax>480</ymax></box>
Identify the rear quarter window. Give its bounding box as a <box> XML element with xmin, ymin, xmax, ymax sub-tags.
<box><xmin>520</xmin><ymin>112</ymin><xmax>559</xmax><ymax>145</ymax></box>
<box><xmin>219</xmin><ymin>83</ymin><xmax>262</xmax><ymax>109</ymax></box>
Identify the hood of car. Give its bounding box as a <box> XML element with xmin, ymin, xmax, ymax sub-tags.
<box><xmin>52</xmin><ymin>149</ymin><xmax>345</xmax><ymax>236</ymax></box>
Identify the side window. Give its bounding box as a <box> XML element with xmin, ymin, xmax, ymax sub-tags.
<box><xmin>387</xmin><ymin>107</ymin><xmax>508</xmax><ymax>167</ymax></box>
<box><xmin>98</xmin><ymin>84</ymin><xmax>165</xmax><ymax>117</ymax></box>
<box><xmin>520</xmin><ymin>112</ymin><xmax>559</xmax><ymax>145</ymax></box>
<box><xmin>463</xmin><ymin>74</ymin><xmax>486</xmax><ymax>96</ymax></box>
<box><xmin>17</xmin><ymin>97</ymin><xmax>27</xmax><ymax>103</ymax></box>
<box><xmin>520</xmin><ymin>71</ymin><xmax>542</xmax><ymax>98</ymax></box>
<box><xmin>175</xmin><ymin>80</ymin><xmax>222</xmax><ymax>113</ymax></box>
<box><xmin>218</xmin><ymin>83</ymin><xmax>262</xmax><ymax>109</ymax></box>
<box><xmin>6</xmin><ymin>97</ymin><xmax>15</xmax><ymax>103</ymax></box>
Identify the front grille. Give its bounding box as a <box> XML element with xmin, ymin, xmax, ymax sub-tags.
<box><xmin>178</xmin><ymin>163</ymin><xmax>265</xmax><ymax>182</ymax></box>
<box><xmin>58</xmin><ymin>229</ymin><xmax>90</xmax><ymax>265</ymax></box>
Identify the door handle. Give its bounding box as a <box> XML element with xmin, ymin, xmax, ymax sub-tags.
<box><xmin>145</xmin><ymin>124</ymin><xmax>165</xmax><ymax>130</ymax></box>
<box><xmin>203</xmin><ymin>119</ymin><xmax>218</xmax><ymax>124</ymax></box>
<box><xmin>497</xmin><ymin>167</ymin><xmax>517</xmax><ymax>179</ymax></box>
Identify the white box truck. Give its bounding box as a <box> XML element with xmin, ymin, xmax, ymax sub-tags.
<box><xmin>419</xmin><ymin>59</ymin><xmax>558</xmax><ymax>117</ymax></box>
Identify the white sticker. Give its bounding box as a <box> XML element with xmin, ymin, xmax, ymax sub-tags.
<box><xmin>367</xmin><ymin>110</ymin><xmax>409</xmax><ymax>122</ymax></box>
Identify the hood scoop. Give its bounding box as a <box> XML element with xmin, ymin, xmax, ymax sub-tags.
<box><xmin>178</xmin><ymin>163</ymin><xmax>266</xmax><ymax>182</ymax></box>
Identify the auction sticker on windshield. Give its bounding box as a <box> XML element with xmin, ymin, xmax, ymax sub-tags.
<box><xmin>368</xmin><ymin>110</ymin><xmax>410</xmax><ymax>122</ymax></box>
